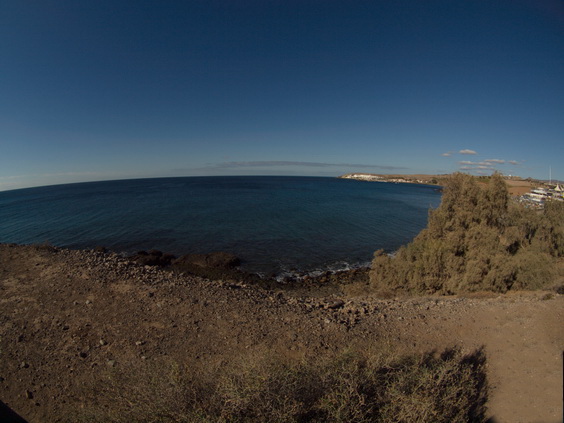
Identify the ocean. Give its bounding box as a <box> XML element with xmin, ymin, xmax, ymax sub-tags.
<box><xmin>0</xmin><ymin>176</ymin><xmax>441</xmax><ymax>275</ymax></box>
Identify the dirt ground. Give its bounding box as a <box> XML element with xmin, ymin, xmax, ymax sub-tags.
<box><xmin>1</xmin><ymin>244</ymin><xmax>562</xmax><ymax>422</ymax></box>
<box><xmin>504</xmin><ymin>179</ymin><xmax>535</xmax><ymax>196</ymax></box>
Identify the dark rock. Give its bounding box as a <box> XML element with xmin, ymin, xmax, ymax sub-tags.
<box><xmin>162</xmin><ymin>253</ymin><xmax>176</xmax><ymax>262</ymax></box>
<box><xmin>327</xmin><ymin>299</ymin><xmax>345</xmax><ymax>309</ymax></box>
<box><xmin>94</xmin><ymin>246</ymin><xmax>107</xmax><ymax>253</ymax></box>
<box><xmin>173</xmin><ymin>252</ymin><xmax>241</xmax><ymax>270</ymax></box>
<box><xmin>35</xmin><ymin>244</ymin><xmax>59</xmax><ymax>253</ymax></box>
<box><xmin>130</xmin><ymin>250</ymin><xmax>176</xmax><ymax>267</ymax></box>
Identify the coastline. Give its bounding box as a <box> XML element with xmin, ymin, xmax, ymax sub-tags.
<box><xmin>338</xmin><ymin>172</ymin><xmax>445</xmax><ymax>185</ymax></box>
<box><xmin>2</xmin><ymin>242</ymin><xmax>370</xmax><ymax>294</ymax></box>
<box><xmin>339</xmin><ymin>172</ymin><xmax>538</xmax><ymax>196</ymax></box>
<box><xmin>0</xmin><ymin>176</ymin><xmax>440</xmax><ymax>276</ymax></box>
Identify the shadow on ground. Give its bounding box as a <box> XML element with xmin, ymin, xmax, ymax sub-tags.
<box><xmin>0</xmin><ymin>400</ymin><xmax>28</xmax><ymax>423</ymax></box>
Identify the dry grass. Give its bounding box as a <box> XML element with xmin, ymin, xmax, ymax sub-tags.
<box><xmin>67</xmin><ymin>347</ymin><xmax>488</xmax><ymax>423</ymax></box>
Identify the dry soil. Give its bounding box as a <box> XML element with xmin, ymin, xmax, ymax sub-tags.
<box><xmin>0</xmin><ymin>244</ymin><xmax>562</xmax><ymax>422</ymax></box>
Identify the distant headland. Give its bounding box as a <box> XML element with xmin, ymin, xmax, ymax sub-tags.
<box><xmin>338</xmin><ymin>173</ymin><xmax>445</xmax><ymax>185</ymax></box>
<box><xmin>338</xmin><ymin>172</ymin><xmax>541</xmax><ymax>197</ymax></box>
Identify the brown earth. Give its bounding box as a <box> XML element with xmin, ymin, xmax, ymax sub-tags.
<box><xmin>503</xmin><ymin>179</ymin><xmax>535</xmax><ymax>196</ymax></box>
<box><xmin>1</xmin><ymin>244</ymin><xmax>562</xmax><ymax>422</ymax></box>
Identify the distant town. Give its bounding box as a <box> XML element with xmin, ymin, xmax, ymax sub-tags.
<box><xmin>338</xmin><ymin>173</ymin><xmax>564</xmax><ymax>207</ymax></box>
<box><xmin>339</xmin><ymin>173</ymin><xmax>443</xmax><ymax>185</ymax></box>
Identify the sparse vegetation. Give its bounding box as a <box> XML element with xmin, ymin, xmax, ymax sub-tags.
<box><xmin>370</xmin><ymin>173</ymin><xmax>564</xmax><ymax>295</ymax></box>
<box><xmin>69</xmin><ymin>347</ymin><xmax>487</xmax><ymax>423</ymax></box>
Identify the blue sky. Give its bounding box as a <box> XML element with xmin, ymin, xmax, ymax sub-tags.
<box><xmin>1</xmin><ymin>0</ymin><xmax>563</xmax><ymax>190</ymax></box>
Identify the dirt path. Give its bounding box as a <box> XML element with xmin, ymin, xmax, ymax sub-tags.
<box><xmin>373</xmin><ymin>294</ymin><xmax>563</xmax><ymax>422</ymax></box>
<box><xmin>1</xmin><ymin>244</ymin><xmax>562</xmax><ymax>422</ymax></box>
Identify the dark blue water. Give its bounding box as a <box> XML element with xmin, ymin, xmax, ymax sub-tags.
<box><xmin>0</xmin><ymin>176</ymin><xmax>441</xmax><ymax>275</ymax></box>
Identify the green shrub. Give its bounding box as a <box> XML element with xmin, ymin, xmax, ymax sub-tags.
<box><xmin>370</xmin><ymin>173</ymin><xmax>563</xmax><ymax>294</ymax></box>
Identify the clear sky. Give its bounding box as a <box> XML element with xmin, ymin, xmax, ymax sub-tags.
<box><xmin>1</xmin><ymin>0</ymin><xmax>563</xmax><ymax>191</ymax></box>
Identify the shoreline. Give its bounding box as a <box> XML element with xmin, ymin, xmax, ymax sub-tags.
<box><xmin>338</xmin><ymin>172</ymin><xmax>445</xmax><ymax>186</ymax></box>
<box><xmin>3</xmin><ymin>242</ymin><xmax>371</xmax><ymax>292</ymax></box>
<box><xmin>338</xmin><ymin>172</ymin><xmax>540</xmax><ymax>197</ymax></box>
<box><xmin>0</xmin><ymin>176</ymin><xmax>439</xmax><ymax>279</ymax></box>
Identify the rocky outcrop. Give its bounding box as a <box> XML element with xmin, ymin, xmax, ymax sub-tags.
<box><xmin>170</xmin><ymin>252</ymin><xmax>247</xmax><ymax>282</ymax></box>
<box><xmin>173</xmin><ymin>252</ymin><xmax>241</xmax><ymax>270</ymax></box>
<box><xmin>129</xmin><ymin>250</ymin><xmax>176</xmax><ymax>267</ymax></box>
<box><xmin>127</xmin><ymin>250</ymin><xmax>246</xmax><ymax>282</ymax></box>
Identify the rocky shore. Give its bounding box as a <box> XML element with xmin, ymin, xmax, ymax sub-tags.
<box><xmin>1</xmin><ymin>243</ymin><xmax>562</xmax><ymax>422</ymax></box>
<box><xmin>126</xmin><ymin>246</ymin><xmax>371</xmax><ymax>294</ymax></box>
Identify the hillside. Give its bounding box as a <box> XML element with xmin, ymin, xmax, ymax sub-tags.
<box><xmin>1</xmin><ymin>243</ymin><xmax>562</xmax><ymax>422</ymax></box>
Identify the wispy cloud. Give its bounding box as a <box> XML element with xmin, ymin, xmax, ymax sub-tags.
<box><xmin>458</xmin><ymin>161</ymin><xmax>492</xmax><ymax>166</ymax></box>
<box><xmin>460</xmin><ymin>165</ymin><xmax>495</xmax><ymax>170</ymax></box>
<box><xmin>459</xmin><ymin>149</ymin><xmax>478</xmax><ymax>155</ymax></box>
<box><xmin>207</xmin><ymin>161</ymin><xmax>407</xmax><ymax>171</ymax></box>
<box><xmin>439</xmin><ymin>148</ymin><xmax>525</xmax><ymax>176</ymax></box>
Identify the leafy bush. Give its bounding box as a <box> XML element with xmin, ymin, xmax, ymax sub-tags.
<box><xmin>370</xmin><ymin>173</ymin><xmax>563</xmax><ymax>294</ymax></box>
<box><xmin>68</xmin><ymin>347</ymin><xmax>488</xmax><ymax>423</ymax></box>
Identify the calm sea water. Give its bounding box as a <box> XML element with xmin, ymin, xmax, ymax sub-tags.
<box><xmin>0</xmin><ymin>176</ymin><xmax>441</xmax><ymax>275</ymax></box>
